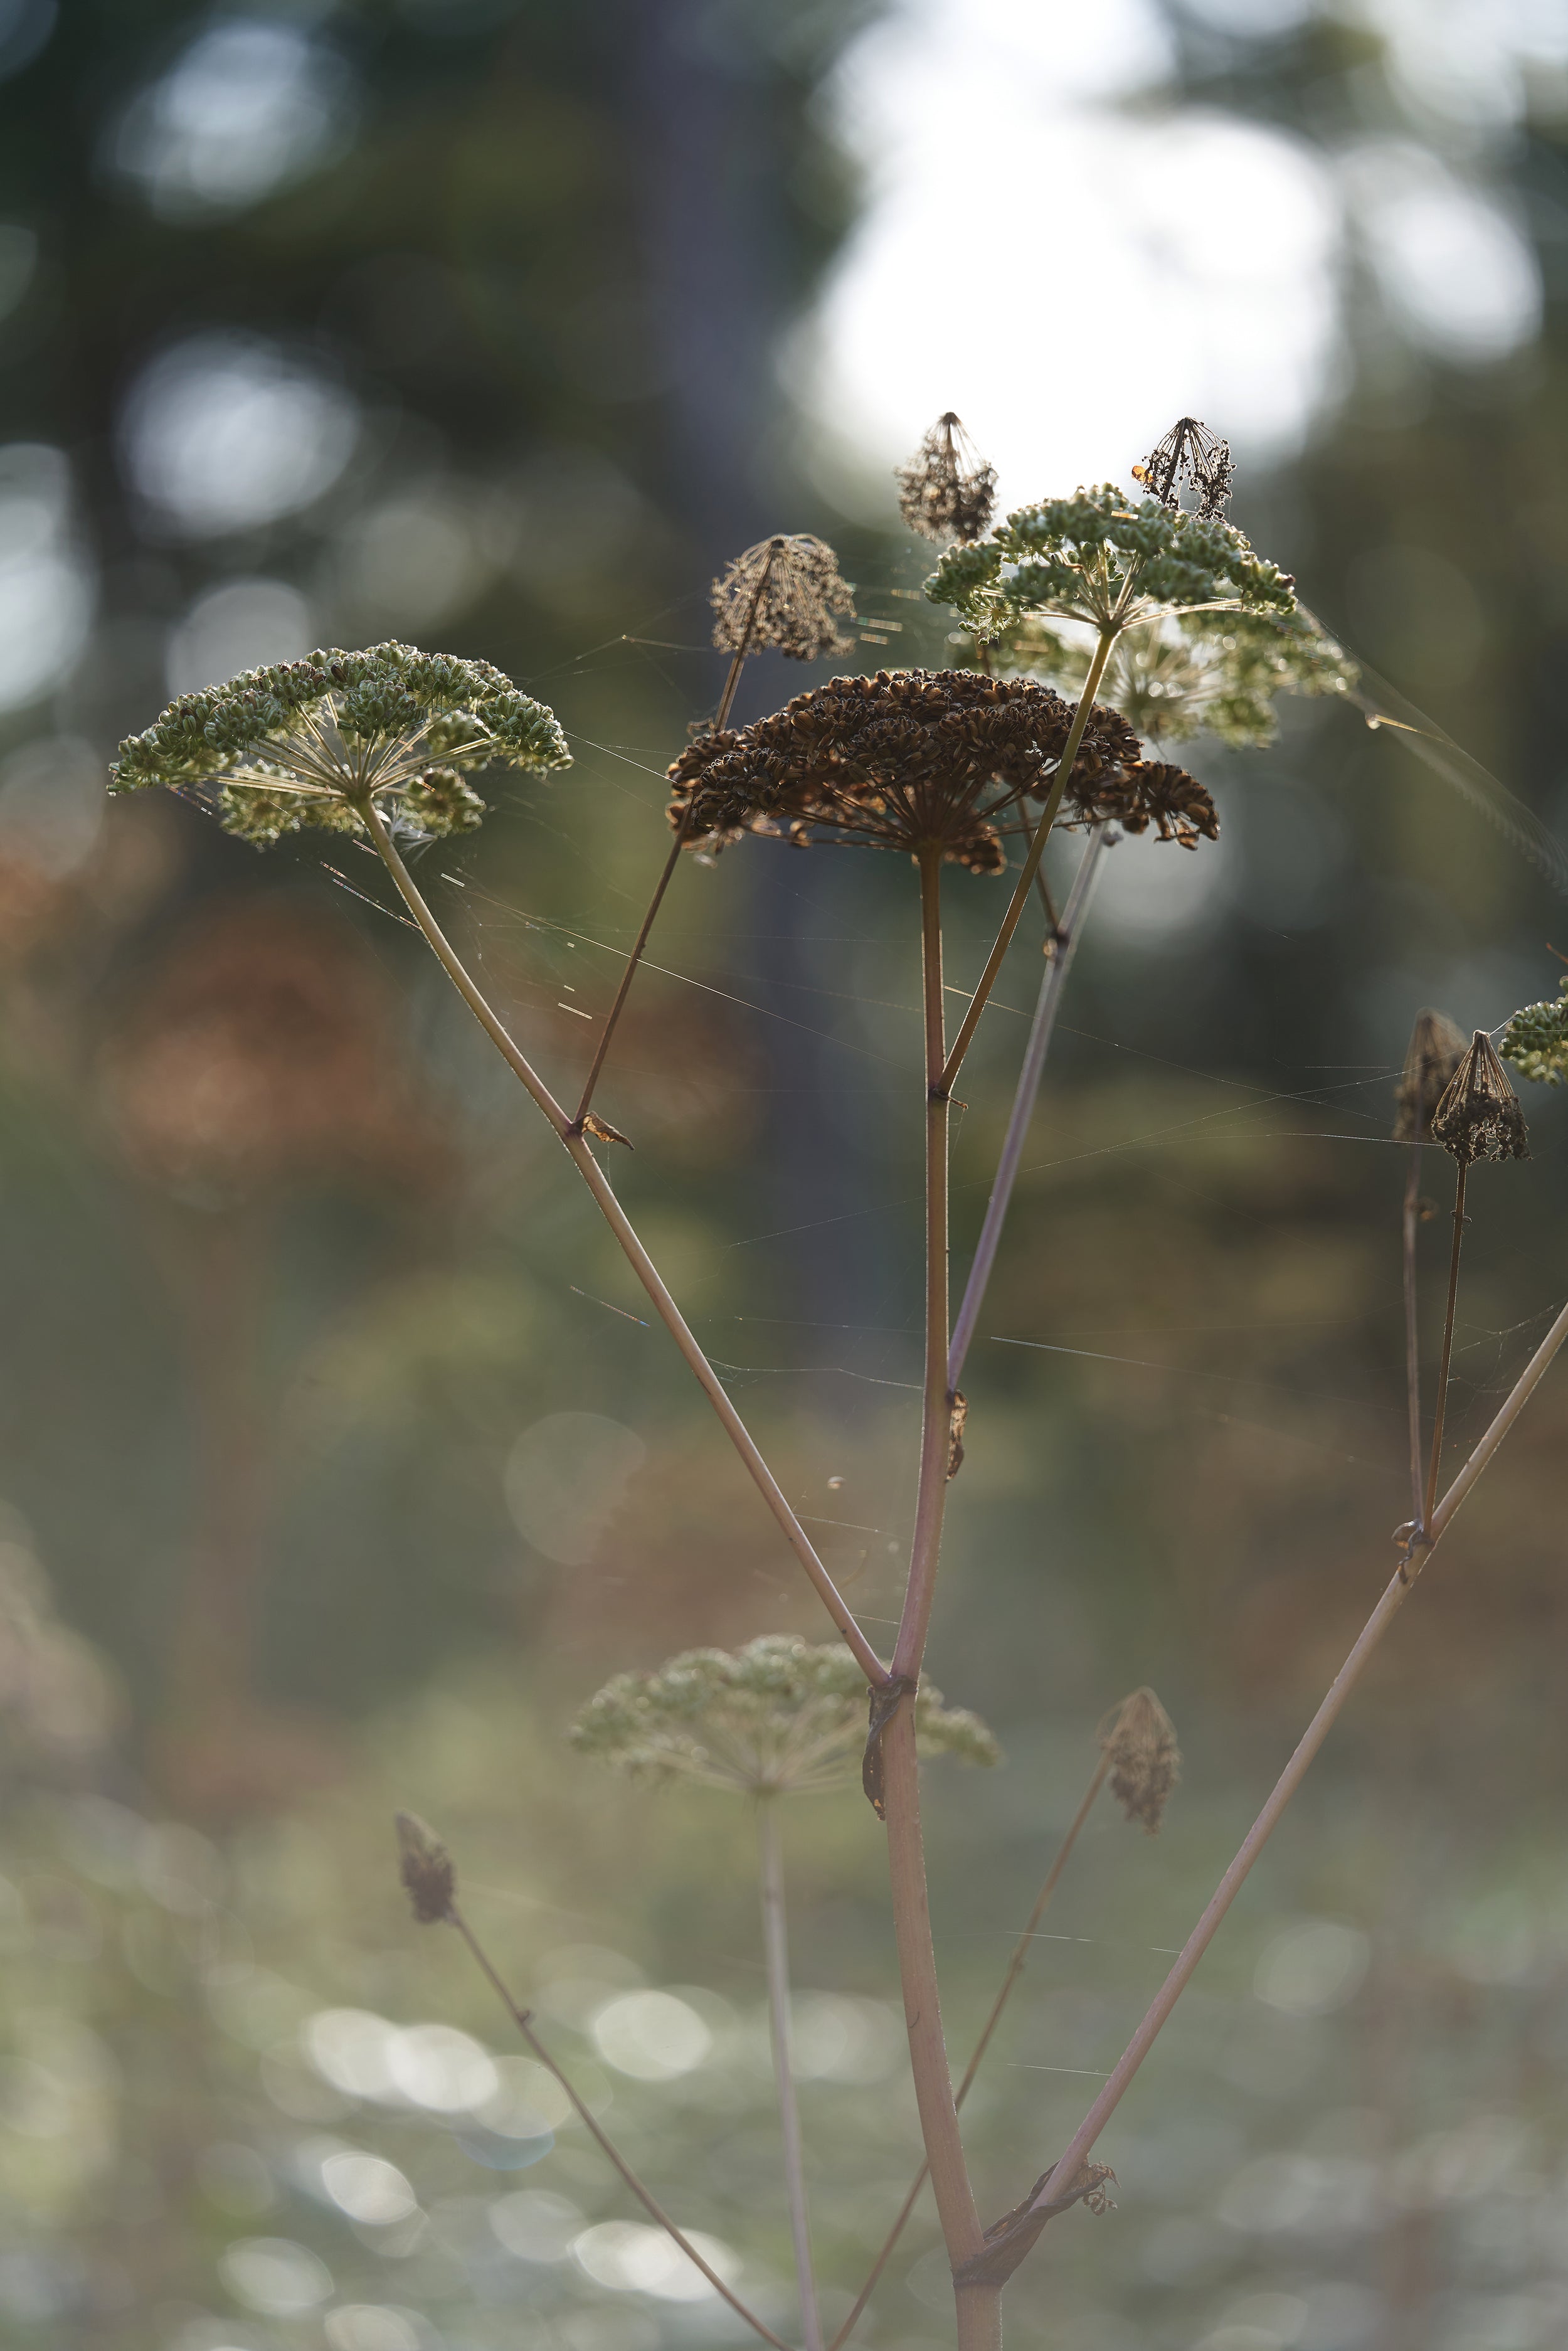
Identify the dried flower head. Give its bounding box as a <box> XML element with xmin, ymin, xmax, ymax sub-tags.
<box><xmin>928</xmin><ymin>484</ymin><xmax>1296</xmax><ymax>647</ymax></box>
<box><xmin>396</xmin><ymin>1810</ymin><xmax>455</xmax><ymax>1923</ymax></box>
<box><xmin>896</xmin><ymin>411</ymin><xmax>998</xmax><ymax>546</ymax></box>
<box><xmin>1431</xmin><ymin>1031</ymin><xmax>1530</xmax><ymax>1165</ymax></box>
<box><xmin>989</xmin><ymin>605</ymin><xmax>1355</xmax><ymax>751</ymax></box>
<box><xmin>665</xmin><ymin>668</ymin><xmax>1155</xmax><ymax>871</ymax></box>
<box><xmin>1073</xmin><ymin>759</ymin><xmax>1218</xmax><ymax>851</ymax></box>
<box><xmin>1394</xmin><ymin>1009</ymin><xmax>1469</xmax><ymax>1142</ymax></box>
<box><xmin>1500</xmin><ymin>977</ymin><xmax>1568</xmax><ymax>1087</ymax></box>
<box><xmin>1131</xmin><ymin>416</ymin><xmax>1234</xmax><ymax>521</ymax></box>
<box><xmin>1099</xmin><ymin>1687</ymin><xmax>1180</xmax><ymax>1834</ymax></box>
<box><xmin>569</xmin><ymin>1633</ymin><xmax>998</xmax><ymax>1798</ymax></box>
<box><xmin>709</xmin><ymin>535</ymin><xmax>856</xmax><ymax>664</ymax></box>
<box><xmin>110</xmin><ymin>641</ymin><xmax>569</xmax><ymax>849</ymax></box>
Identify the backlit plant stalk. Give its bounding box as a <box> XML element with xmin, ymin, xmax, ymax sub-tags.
<box><xmin>1394</xmin><ymin>1011</ymin><xmax>1467</xmax><ymax>1539</ymax></box>
<box><xmin>572</xmin><ymin>533</ymin><xmax>856</xmax><ymax>1132</ymax></box>
<box><xmin>568</xmin><ymin>1638</ymin><xmax>997</xmax><ymax>2351</ymax></box>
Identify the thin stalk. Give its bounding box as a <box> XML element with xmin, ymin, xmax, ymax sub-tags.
<box><xmin>757</xmin><ymin>1800</ymin><xmax>824</xmax><ymax>2351</ymax></box>
<box><xmin>948</xmin><ymin>826</ymin><xmax>1108</xmax><ymax>1389</ymax></box>
<box><xmin>569</xmin><ymin>542</ymin><xmax>775</xmax><ymax>1131</ymax></box>
<box><xmin>881</xmin><ymin>849</ymin><xmax>985</xmax><ymax>2288</ymax></box>
<box><xmin>448</xmin><ymin>1903</ymin><xmax>792</xmax><ymax>2351</ymax></box>
<box><xmin>894</xmin><ymin>847</ymin><xmax>956</xmax><ymax>1684</ymax></box>
<box><xmin>830</xmin><ymin>1747</ymin><xmax>1112</xmax><ymax>2349</ymax></box>
<box><xmin>1025</xmin><ymin>1288</ymin><xmax>1568</xmax><ymax>2245</ymax></box>
<box><xmin>1423</xmin><ymin>1160</ymin><xmax>1468</xmax><ymax>1536</ymax></box>
<box><xmin>940</xmin><ymin>629</ymin><xmax>1115</xmax><ymax>1092</ymax></box>
<box><xmin>571</xmin><ymin>810</ymin><xmax>690</xmax><ymax>1130</ymax></box>
<box><xmin>1402</xmin><ymin>1141</ymin><xmax>1425</xmax><ymax>1534</ymax></box>
<box><xmin>360</xmin><ymin>798</ymin><xmax>886</xmax><ymax>1685</ymax></box>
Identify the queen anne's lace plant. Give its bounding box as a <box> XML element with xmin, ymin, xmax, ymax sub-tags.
<box><xmin>988</xmin><ymin>605</ymin><xmax>1356</xmax><ymax>751</ymax></box>
<box><xmin>1501</xmin><ymin>977</ymin><xmax>1568</xmax><ymax>1086</ymax></box>
<box><xmin>927</xmin><ymin>484</ymin><xmax>1298</xmax><ymax>649</ymax></box>
<box><xmin>569</xmin><ymin>1633</ymin><xmax>999</xmax><ymax>1798</ymax></box>
<box><xmin>109</xmin><ymin>641</ymin><xmax>569</xmax><ymax>847</ymax></box>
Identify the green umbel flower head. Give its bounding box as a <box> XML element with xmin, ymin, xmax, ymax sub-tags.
<box><xmin>569</xmin><ymin>1633</ymin><xmax>999</xmax><ymax>1798</ymax></box>
<box><xmin>927</xmin><ymin>484</ymin><xmax>1298</xmax><ymax>646</ymax></box>
<box><xmin>110</xmin><ymin>641</ymin><xmax>569</xmax><ymax>848</ymax></box>
<box><xmin>988</xmin><ymin>605</ymin><xmax>1356</xmax><ymax>751</ymax></box>
<box><xmin>1501</xmin><ymin>978</ymin><xmax>1568</xmax><ymax>1086</ymax></box>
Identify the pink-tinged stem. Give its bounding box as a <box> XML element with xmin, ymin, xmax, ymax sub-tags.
<box><xmin>758</xmin><ymin>1801</ymin><xmax>825</xmax><ymax>2351</ymax></box>
<box><xmin>1029</xmin><ymin>1288</ymin><xmax>1568</xmax><ymax>2232</ymax></box>
<box><xmin>830</xmin><ymin>1744</ymin><xmax>1113</xmax><ymax>2349</ymax></box>
<box><xmin>449</xmin><ymin>1904</ymin><xmax>792</xmax><ymax>2351</ymax></box>
<box><xmin>879</xmin><ymin>851</ymin><xmax>992</xmax><ymax>2347</ymax></box>
<box><xmin>948</xmin><ymin>824</ymin><xmax>1108</xmax><ymax>1390</ymax></box>
<box><xmin>1402</xmin><ymin>1142</ymin><xmax>1426</xmax><ymax>1533</ymax></box>
<box><xmin>361</xmin><ymin>799</ymin><xmax>887</xmax><ymax>1685</ymax></box>
<box><xmin>1423</xmin><ymin>1160</ymin><xmax>1468</xmax><ymax>1536</ymax></box>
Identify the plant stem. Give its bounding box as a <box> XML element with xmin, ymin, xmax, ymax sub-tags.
<box><xmin>830</xmin><ymin>1746</ymin><xmax>1112</xmax><ymax>2349</ymax></box>
<box><xmin>881</xmin><ymin>849</ymin><xmax>985</xmax><ymax>2289</ymax></box>
<box><xmin>361</xmin><ymin>799</ymin><xmax>886</xmax><ymax>1685</ymax></box>
<box><xmin>948</xmin><ymin>825</ymin><xmax>1108</xmax><ymax>1390</ymax></box>
<box><xmin>757</xmin><ymin>1800</ymin><xmax>824</xmax><ymax>2351</ymax></box>
<box><xmin>894</xmin><ymin>847</ymin><xmax>956</xmax><ymax>1685</ymax></box>
<box><xmin>571</xmin><ymin>812</ymin><xmax>690</xmax><ymax>1130</ymax></box>
<box><xmin>564</xmin><ymin>538</ymin><xmax>776</xmax><ymax>1135</ymax></box>
<box><xmin>881</xmin><ymin>1709</ymin><xmax>984</xmax><ymax>2268</ymax></box>
<box><xmin>1021</xmin><ymin>1287</ymin><xmax>1568</xmax><ymax>2249</ymax></box>
<box><xmin>448</xmin><ymin>1902</ymin><xmax>792</xmax><ymax>2351</ymax></box>
<box><xmin>1423</xmin><ymin>1160</ymin><xmax>1468</xmax><ymax>1537</ymax></box>
<box><xmin>1402</xmin><ymin>1140</ymin><xmax>1425</xmax><ymax>1534</ymax></box>
<box><xmin>940</xmin><ymin>630</ymin><xmax>1115</xmax><ymax>1092</ymax></box>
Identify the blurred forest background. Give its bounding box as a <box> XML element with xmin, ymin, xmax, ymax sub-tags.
<box><xmin>1</xmin><ymin>2</ymin><xmax>1568</xmax><ymax>2348</ymax></box>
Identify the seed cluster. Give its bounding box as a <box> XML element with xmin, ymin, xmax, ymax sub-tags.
<box><xmin>110</xmin><ymin>640</ymin><xmax>569</xmax><ymax>848</ymax></box>
<box><xmin>665</xmin><ymin>668</ymin><xmax>1213</xmax><ymax>869</ymax></box>
<box><xmin>1101</xmin><ymin>1687</ymin><xmax>1181</xmax><ymax>1835</ymax></box>
<box><xmin>1431</xmin><ymin>1031</ymin><xmax>1530</xmax><ymax>1165</ymax></box>
<box><xmin>396</xmin><ymin>1811</ymin><xmax>455</xmax><ymax>1924</ymax></box>
<box><xmin>709</xmin><ymin>534</ymin><xmax>856</xmax><ymax>663</ymax></box>
<box><xmin>1131</xmin><ymin>416</ymin><xmax>1234</xmax><ymax>522</ymax></box>
<box><xmin>896</xmin><ymin>411</ymin><xmax>998</xmax><ymax>546</ymax></box>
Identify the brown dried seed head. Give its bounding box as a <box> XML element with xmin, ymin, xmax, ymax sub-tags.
<box><xmin>1071</xmin><ymin>759</ymin><xmax>1219</xmax><ymax>850</ymax></box>
<box><xmin>1132</xmin><ymin>416</ymin><xmax>1235</xmax><ymax>521</ymax></box>
<box><xmin>665</xmin><ymin>668</ymin><xmax>1145</xmax><ymax>867</ymax></box>
<box><xmin>1099</xmin><ymin>1686</ymin><xmax>1180</xmax><ymax>1834</ymax></box>
<box><xmin>896</xmin><ymin>411</ymin><xmax>999</xmax><ymax>546</ymax></box>
<box><xmin>709</xmin><ymin>534</ymin><xmax>856</xmax><ymax>663</ymax></box>
<box><xmin>1394</xmin><ymin>1009</ymin><xmax>1468</xmax><ymax>1142</ymax></box>
<box><xmin>1430</xmin><ymin>1030</ymin><xmax>1530</xmax><ymax>1166</ymax></box>
<box><xmin>396</xmin><ymin>1810</ymin><xmax>455</xmax><ymax>1923</ymax></box>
